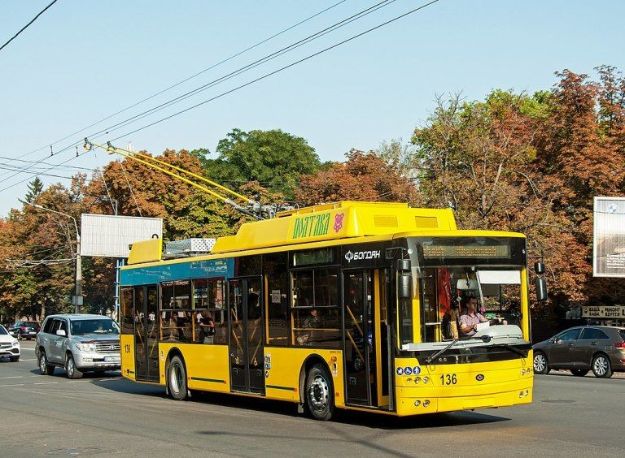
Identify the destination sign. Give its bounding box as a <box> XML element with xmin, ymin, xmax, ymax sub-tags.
<box><xmin>422</xmin><ymin>244</ymin><xmax>510</xmax><ymax>259</ymax></box>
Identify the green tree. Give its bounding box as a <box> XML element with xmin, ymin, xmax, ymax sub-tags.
<box><xmin>24</xmin><ymin>177</ymin><xmax>43</xmax><ymax>203</ymax></box>
<box><xmin>199</xmin><ymin>128</ymin><xmax>321</xmax><ymax>199</ymax></box>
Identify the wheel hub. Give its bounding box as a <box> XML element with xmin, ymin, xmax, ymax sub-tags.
<box><xmin>309</xmin><ymin>375</ymin><xmax>329</xmax><ymax>410</ymax></box>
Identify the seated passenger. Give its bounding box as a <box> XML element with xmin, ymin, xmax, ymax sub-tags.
<box><xmin>459</xmin><ymin>296</ymin><xmax>488</xmax><ymax>337</ymax></box>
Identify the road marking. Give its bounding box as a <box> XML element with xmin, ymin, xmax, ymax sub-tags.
<box><xmin>33</xmin><ymin>382</ymin><xmax>59</xmax><ymax>385</ymax></box>
<box><xmin>0</xmin><ymin>376</ymin><xmax>25</xmax><ymax>379</ymax></box>
<box><xmin>0</xmin><ymin>383</ymin><xmax>25</xmax><ymax>387</ymax></box>
<box><xmin>20</xmin><ymin>347</ymin><xmax>36</xmax><ymax>351</ymax></box>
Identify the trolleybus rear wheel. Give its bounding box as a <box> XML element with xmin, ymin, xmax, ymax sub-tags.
<box><xmin>167</xmin><ymin>355</ymin><xmax>189</xmax><ymax>400</ymax></box>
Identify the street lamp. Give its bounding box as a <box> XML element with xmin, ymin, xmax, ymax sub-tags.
<box><xmin>23</xmin><ymin>201</ymin><xmax>82</xmax><ymax>313</ymax></box>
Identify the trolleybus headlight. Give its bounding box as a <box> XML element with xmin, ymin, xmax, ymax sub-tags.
<box><xmin>422</xmin><ymin>376</ymin><xmax>429</xmax><ymax>383</ymax></box>
<box><xmin>414</xmin><ymin>400</ymin><xmax>421</xmax><ymax>406</ymax></box>
<box><xmin>423</xmin><ymin>400</ymin><xmax>431</xmax><ymax>407</ymax></box>
<box><xmin>414</xmin><ymin>377</ymin><xmax>420</xmax><ymax>384</ymax></box>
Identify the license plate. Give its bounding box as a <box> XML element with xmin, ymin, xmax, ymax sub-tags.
<box><xmin>105</xmin><ymin>356</ymin><xmax>119</xmax><ymax>362</ymax></box>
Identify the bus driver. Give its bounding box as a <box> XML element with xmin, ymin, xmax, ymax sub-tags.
<box><xmin>459</xmin><ymin>296</ymin><xmax>488</xmax><ymax>337</ymax></box>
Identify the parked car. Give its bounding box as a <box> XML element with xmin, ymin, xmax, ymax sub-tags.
<box><xmin>0</xmin><ymin>324</ymin><xmax>20</xmax><ymax>361</ymax></box>
<box><xmin>35</xmin><ymin>314</ymin><xmax>121</xmax><ymax>379</ymax></box>
<box><xmin>533</xmin><ymin>325</ymin><xmax>625</xmax><ymax>378</ymax></box>
<box><xmin>8</xmin><ymin>321</ymin><xmax>41</xmax><ymax>340</ymax></box>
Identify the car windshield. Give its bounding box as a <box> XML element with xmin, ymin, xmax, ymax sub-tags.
<box><xmin>70</xmin><ymin>319</ymin><xmax>119</xmax><ymax>336</ymax></box>
<box><xmin>0</xmin><ymin>325</ymin><xmax>7</xmax><ymax>335</ymax></box>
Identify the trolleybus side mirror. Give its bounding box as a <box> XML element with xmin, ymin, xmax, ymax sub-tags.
<box><xmin>397</xmin><ymin>259</ymin><xmax>412</xmax><ymax>299</ymax></box>
<box><xmin>534</xmin><ymin>262</ymin><xmax>548</xmax><ymax>301</ymax></box>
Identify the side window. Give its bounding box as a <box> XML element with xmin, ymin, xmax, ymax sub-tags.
<box><xmin>581</xmin><ymin>328</ymin><xmax>609</xmax><ymax>340</ymax></box>
<box><xmin>558</xmin><ymin>328</ymin><xmax>581</xmax><ymax>341</ymax></box>
<box><xmin>43</xmin><ymin>318</ymin><xmax>55</xmax><ymax>334</ymax></box>
<box><xmin>160</xmin><ymin>280</ymin><xmax>192</xmax><ymax>343</ymax></box>
<box><xmin>265</xmin><ymin>253</ymin><xmax>289</xmax><ymax>346</ymax></box>
<box><xmin>291</xmin><ymin>267</ymin><xmax>340</xmax><ymax>348</ymax></box>
<box><xmin>120</xmin><ymin>287</ymin><xmax>134</xmax><ymax>334</ymax></box>
<box><xmin>193</xmin><ymin>278</ymin><xmax>226</xmax><ymax>345</ymax></box>
<box><xmin>50</xmin><ymin>319</ymin><xmax>61</xmax><ymax>334</ymax></box>
<box><xmin>58</xmin><ymin>320</ymin><xmax>68</xmax><ymax>335</ymax></box>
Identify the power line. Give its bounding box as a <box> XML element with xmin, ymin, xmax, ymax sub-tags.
<box><xmin>82</xmin><ymin>0</ymin><xmax>397</xmax><ymax>141</ymax></box>
<box><xmin>0</xmin><ymin>0</ymin><xmax>348</xmax><ymax>168</ymax></box>
<box><xmin>108</xmin><ymin>0</ymin><xmax>440</xmax><ymax>143</ymax></box>
<box><xmin>0</xmin><ymin>0</ymin><xmax>392</xmax><ymax>186</ymax></box>
<box><xmin>0</xmin><ymin>0</ymin><xmax>440</xmax><ymax>194</ymax></box>
<box><xmin>0</xmin><ymin>0</ymin><xmax>59</xmax><ymax>53</ymax></box>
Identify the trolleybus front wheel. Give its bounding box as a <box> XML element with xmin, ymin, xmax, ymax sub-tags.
<box><xmin>305</xmin><ymin>364</ymin><xmax>334</xmax><ymax>421</ymax></box>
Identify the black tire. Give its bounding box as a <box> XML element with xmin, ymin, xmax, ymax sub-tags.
<box><xmin>533</xmin><ymin>351</ymin><xmax>550</xmax><ymax>374</ymax></box>
<box><xmin>592</xmin><ymin>354</ymin><xmax>612</xmax><ymax>378</ymax></box>
<box><xmin>305</xmin><ymin>364</ymin><xmax>335</xmax><ymax>421</ymax></box>
<box><xmin>10</xmin><ymin>356</ymin><xmax>19</xmax><ymax>362</ymax></box>
<box><xmin>38</xmin><ymin>350</ymin><xmax>55</xmax><ymax>375</ymax></box>
<box><xmin>167</xmin><ymin>355</ymin><xmax>189</xmax><ymax>400</ymax></box>
<box><xmin>65</xmin><ymin>353</ymin><xmax>83</xmax><ymax>379</ymax></box>
<box><xmin>571</xmin><ymin>369</ymin><xmax>588</xmax><ymax>377</ymax></box>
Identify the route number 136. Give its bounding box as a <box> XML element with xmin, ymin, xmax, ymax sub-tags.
<box><xmin>440</xmin><ymin>373</ymin><xmax>457</xmax><ymax>385</ymax></box>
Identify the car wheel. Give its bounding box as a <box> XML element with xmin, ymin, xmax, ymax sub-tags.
<box><xmin>10</xmin><ymin>356</ymin><xmax>19</xmax><ymax>362</ymax></box>
<box><xmin>571</xmin><ymin>369</ymin><xmax>588</xmax><ymax>377</ymax></box>
<box><xmin>65</xmin><ymin>354</ymin><xmax>83</xmax><ymax>379</ymax></box>
<box><xmin>592</xmin><ymin>354</ymin><xmax>612</xmax><ymax>378</ymax></box>
<box><xmin>167</xmin><ymin>355</ymin><xmax>189</xmax><ymax>400</ymax></box>
<box><xmin>39</xmin><ymin>351</ymin><xmax>55</xmax><ymax>375</ymax></box>
<box><xmin>305</xmin><ymin>364</ymin><xmax>335</xmax><ymax>421</ymax></box>
<box><xmin>533</xmin><ymin>351</ymin><xmax>550</xmax><ymax>374</ymax></box>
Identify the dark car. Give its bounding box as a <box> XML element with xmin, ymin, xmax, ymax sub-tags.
<box><xmin>533</xmin><ymin>326</ymin><xmax>625</xmax><ymax>378</ymax></box>
<box><xmin>8</xmin><ymin>321</ymin><xmax>41</xmax><ymax>340</ymax></box>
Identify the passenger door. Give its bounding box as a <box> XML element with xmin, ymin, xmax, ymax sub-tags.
<box><xmin>549</xmin><ymin>328</ymin><xmax>581</xmax><ymax>368</ymax></box>
<box><xmin>343</xmin><ymin>269</ymin><xmax>389</xmax><ymax>407</ymax></box>
<box><xmin>134</xmin><ymin>285</ymin><xmax>159</xmax><ymax>382</ymax></box>
<box><xmin>228</xmin><ymin>278</ymin><xmax>264</xmax><ymax>394</ymax></box>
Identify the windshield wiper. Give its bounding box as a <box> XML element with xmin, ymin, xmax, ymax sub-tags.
<box><xmin>426</xmin><ymin>339</ymin><xmax>459</xmax><ymax>364</ymax></box>
<box><xmin>493</xmin><ymin>343</ymin><xmax>527</xmax><ymax>357</ymax></box>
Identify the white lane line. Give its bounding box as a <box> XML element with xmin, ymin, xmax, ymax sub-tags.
<box><xmin>19</xmin><ymin>358</ymin><xmax>37</xmax><ymax>361</ymax></box>
<box><xmin>20</xmin><ymin>347</ymin><xmax>36</xmax><ymax>351</ymax></box>
<box><xmin>0</xmin><ymin>383</ymin><xmax>25</xmax><ymax>387</ymax></box>
<box><xmin>0</xmin><ymin>376</ymin><xmax>25</xmax><ymax>379</ymax></box>
<box><xmin>33</xmin><ymin>382</ymin><xmax>59</xmax><ymax>385</ymax></box>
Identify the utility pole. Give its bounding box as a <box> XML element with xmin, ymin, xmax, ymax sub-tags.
<box><xmin>24</xmin><ymin>201</ymin><xmax>82</xmax><ymax>313</ymax></box>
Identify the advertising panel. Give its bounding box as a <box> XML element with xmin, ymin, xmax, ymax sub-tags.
<box><xmin>593</xmin><ymin>197</ymin><xmax>625</xmax><ymax>277</ymax></box>
<box><xmin>80</xmin><ymin>214</ymin><xmax>163</xmax><ymax>258</ymax></box>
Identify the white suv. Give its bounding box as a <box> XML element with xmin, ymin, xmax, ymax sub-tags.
<box><xmin>36</xmin><ymin>314</ymin><xmax>121</xmax><ymax>378</ymax></box>
<box><xmin>0</xmin><ymin>324</ymin><xmax>20</xmax><ymax>361</ymax></box>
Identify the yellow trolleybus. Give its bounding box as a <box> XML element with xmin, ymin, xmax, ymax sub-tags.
<box><xmin>119</xmin><ymin>201</ymin><xmax>535</xmax><ymax>420</ymax></box>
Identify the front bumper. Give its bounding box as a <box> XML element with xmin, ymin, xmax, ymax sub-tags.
<box><xmin>0</xmin><ymin>344</ymin><xmax>20</xmax><ymax>357</ymax></box>
<box><xmin>73</xmin><ymin>351</ymin><xmax>121</xmax><ymax>370</ymax></box>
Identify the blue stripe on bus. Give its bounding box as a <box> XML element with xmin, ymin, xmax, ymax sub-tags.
<box><xmin>120</xmin><ymin>258</ymin><xmax>233</xmax><ymax>286</ymax></box>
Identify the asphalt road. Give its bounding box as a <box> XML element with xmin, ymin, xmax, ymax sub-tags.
<box><xmin>2</xmin><ymin>342</ymin><xmax>625</xmax><ymax>457</ymax></box>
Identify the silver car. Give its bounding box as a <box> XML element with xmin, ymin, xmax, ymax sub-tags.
<box><xmin>35</xmin><ymin>314</ymin><xmax>121</xmax><ymax>379</ymax></box>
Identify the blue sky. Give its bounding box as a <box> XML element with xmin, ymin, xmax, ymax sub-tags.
<box><xmin>1</xmin><ymin>0</ymin><xmax>623</xmax><ymax>216</ymax></box>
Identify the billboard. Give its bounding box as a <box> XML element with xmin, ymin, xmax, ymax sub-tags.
<box><xmin>593</xmin><ymin>197</ymin><xmax>625</xmax><ymax>277</ymax></box>
<box><xmin>80</xmin><ymin>214</ymin><xmax>163</xmax><ymax>258</ymax></box>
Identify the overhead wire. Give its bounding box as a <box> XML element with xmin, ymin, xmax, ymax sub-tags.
<box><xmin>0</xmin><ymin>0</ymin><xmax>349</xmax><ymax>167</ymax></box>
<box><xmin>0</xmin><ymin>0</ymin><xmax>440</xmax><ymax>195</ymax></box>
<box><xmin>0</xmin><ymin>0</ymin><xmax>59</xmax><ymax>53</ymax></box>
<box><xmin>107</xmin><ymin>0</ymin><xmax>440</xmax><ymax>143</ymax></box>
<box><xmin>119</xmin><ymin>161</ymin><xmax>143</xmax><ymax>217</ymax></box>
<box><xmin>0</xmin><ymin>0</ymin><xmax>394</xmax><ymax>185</ymax></box>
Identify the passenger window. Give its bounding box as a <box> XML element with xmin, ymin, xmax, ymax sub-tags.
<box><xmin>291</xmin><ymin>267</ymin><xmax>340</xmax><ymax>348</ymax></box>
<box><xmin>43</xmin><ymin>318</ymin><xmax>55</xmax><ymax>334</ymax></box>
<box><xmin>58</xmin><ymin>320</ymin><xmax>67</xmax><ymax>335</ymax></box>
<box><xmin>558</xmin><ymin>328</ymin><xmax>581</xmax><ymax>341</ymax></box>
<box><xmin>120</xmin><ymin>287</ymin><xmax>134</xmax><ymax>334</ymax></box>
<box><xmin>192</xmin><ymin>278</ymin><xmax>226</xmax><ymax>344</ymax></box>
<box><xmin>581</xmin><ymin>328</ymin><xmax>609</xmax><ymax>340</ymax></box>
<box><xmin>264</xmin><ymin>253</ymin><xmax>289</xmax><ymax>346</ymax></box>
